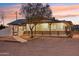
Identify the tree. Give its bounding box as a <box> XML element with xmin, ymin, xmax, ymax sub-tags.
<box><xmin>20</xmin><ymin>3</ymin><xmax>52</xmax><ymax>38</ymax></box>
<box><xmin>0</xmin><ymin>24</ymin><xmax>5</xmax><ymax>30</ymax></box>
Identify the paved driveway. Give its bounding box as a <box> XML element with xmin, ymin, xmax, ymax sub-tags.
<box><xmin>0</xmin><ymin>36</ymin><xmax>79</xmax><ymax>56</ymax></box>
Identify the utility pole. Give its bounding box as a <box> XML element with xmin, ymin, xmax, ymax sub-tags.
<box><xmin>15</xmin><ymin>11</ymin><xmax>19</xmax><ymax>36</ymax></box>
<box><xmin>1</xmin><ymin>12</ymin><xmax>4</xmax><ymax>25</ymax></box>
<box><xmin>15</xmin><ymin>11</ymin><xmax>18</xmax><ymax>20</ymax></box>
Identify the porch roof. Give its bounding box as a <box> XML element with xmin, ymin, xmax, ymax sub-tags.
<box><xmin>8</xmin><ymin>19</ymin><xmax>27</xmax><ymax>26</ymax></box>
<box><xmin>8</xmin><ymin>18</ymin><xmax>73</xmax><ymax>26</ymax></box>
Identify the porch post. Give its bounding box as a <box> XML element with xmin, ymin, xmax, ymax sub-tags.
<box><xmin>23</xmin><ymin>25</ymin><xmax>25</xmax><ymax>31</ymax></box>
<box><xmin>56</xmin><ymin>24</ymin><xmax>59</xmax><ymax>37</ymax></box>
<box><xmin>12</xmin><ymin>25</ymin><xmax>14</xmax><ymax>36</ymax></box>
<box><xmin>17</xmin><ymin>26</ymin><xmax>19</xmax><ymax>36</ymax></box>
<box><xmin>41</xmin><ymin>23</ymin><xmax>43</xmax><ymax>36</ymax></box>
<box><xmin>25</xmin><ymin>24</ymin><xmax>28</xmax><ymax>35</ymax></box>
<box><xmin>34</xmin><ymin>24</ymin><xmax>37</xmax><ymax>36</ymax></box>
<box><xmin>48</xmin><ymin>23</ymin><xmax>52</xmax><ymax>35</ymax></box>
<box><xmin>22</xmin><ymin>25</ymin><xmax>25</xmax><ymax>35</ymax></box>
<box><xmin>27</xmin><ymin>24</ymin><xmax>29</xmax><ymax>35</ymax></box>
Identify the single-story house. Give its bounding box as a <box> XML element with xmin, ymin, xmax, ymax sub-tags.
<box><xmin>8</xmin><ymin>18</ymin><xmax>73</xmax><ymax>37</ymax></box>
<box><xmin>72</xmin><ymin>25</ymin><xmax>79</xmax><ymax>31</ymax></box>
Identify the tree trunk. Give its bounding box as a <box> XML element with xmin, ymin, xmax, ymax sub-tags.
<box><xmin>29</xmin><ymin>24</ymin><xmax>37</xmax><ymax>38</ymax></box>
<box><xmin>30</xmin><ymin>29</ymin><xmax>33</xmax><ymax>38</ymax></box>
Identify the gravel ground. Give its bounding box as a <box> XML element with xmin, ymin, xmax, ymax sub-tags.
<box><xmin>0</xmin><ymin>35</ymin><xmax>79</xmax><ymax>56</ymax></box>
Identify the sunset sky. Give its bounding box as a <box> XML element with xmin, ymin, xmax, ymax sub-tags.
<box><xmin>0</xmin><ymin>3</ymin><xmax>79</xmax><ymax>25</ymax></box>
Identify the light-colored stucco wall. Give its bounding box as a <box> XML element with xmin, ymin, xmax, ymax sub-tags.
<box><xmin>25</xmin><ymin>23</ymin><xmax>66</xmax><ymax>31</ymax></box>
<box><xmin>11</xmin><ymin>23</ymin><xmax>67</xmax><ymax>36</ymax></box>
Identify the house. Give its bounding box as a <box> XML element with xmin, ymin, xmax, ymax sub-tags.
<box><xmin>8</xmin><ymin>18</ymin><xmax>73</xmax><ymax>37</ymax></box>
<box><xmin>72</xmin><ymin>25</ymin><xmax>79</xmax><ymax>31</ymax></box>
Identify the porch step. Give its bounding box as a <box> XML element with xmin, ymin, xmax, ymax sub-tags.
<box><xmin>13</xmin><ymin>36</ymin><xmax>27</xmax><ymax>43</ymax></box>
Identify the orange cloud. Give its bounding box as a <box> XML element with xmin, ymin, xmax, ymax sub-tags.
<box><xmin>54</xmin><ymin>14</ymin><xmax>79</xmax><ymax>19</ymax></box>
<box><xmin>0</xmin><ymin>4</ymin><xmax>22</xmax><ymax>20</ymax></box>
<box><xmin>1</xmin><ymin>4</ymin><xmax>79</xmax><ymax>20</ymax></box>
<box><xmin>50</xmin><ymin>5</ymin><xmax>79</xmax><ymax>12</ymax></box>
<box><xmin>49</xmin><ymin>4</ymin><xmax>79</xmax><ymax>19</ymax></box>
<box><xmin>0</xmin><ymin>4</ymin><xmax>79</xmax><ymax>25</ymax></box>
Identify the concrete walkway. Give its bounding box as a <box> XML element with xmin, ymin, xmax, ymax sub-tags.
<box><xmin>13</xmin><ymin>36</ymin><xmax>27</xmax><ymax>43</ymax></box>
<box><xmin>0</xmin><ymin>27</ymin><xmax>12</xmax><ymax>36</ymax></box>
<box><xmin>0</xmin><ymin>36</ymin><xmax>18</xmax><ymax>42</ymax></box>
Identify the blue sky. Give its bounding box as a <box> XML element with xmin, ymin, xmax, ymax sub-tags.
<box><xmin>0</xmin><ymin>3</ymin><xmax>79</xmax><ymax>7</ymax></box>
<box><xmin>0</xmin><ymin>3</ymin><xmax>17</xmax><ymax>7</ymax></box>
<box><xmin>49</xmin><ymin>3</ymin><xmax>79</xmax><ymax>6</ymax></box>
<box><xmin>0</xmin><ymin>3</ymin><xmax>79</xmax><ymax>25</ymax></box>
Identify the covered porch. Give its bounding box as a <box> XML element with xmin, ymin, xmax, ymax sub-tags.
<box><xmin>8</xmin><ymin>19</ymin><xmax>73</xmax><ymax>38</ymax></box>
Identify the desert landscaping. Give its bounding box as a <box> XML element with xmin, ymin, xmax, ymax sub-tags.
<box><xmin>0</xmin><ymin>34</ymin><xmax>79</xmax><ymax>56</ymax></box>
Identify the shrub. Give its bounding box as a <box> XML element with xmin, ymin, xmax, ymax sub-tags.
<box><xmin>0</xmin><ymin>24</ymin><xmax>6</xmax><ymax>30</ymax></box>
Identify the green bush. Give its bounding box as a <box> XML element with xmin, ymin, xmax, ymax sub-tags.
<box><xmin>0</xmin><ymin>24</ymin><xmax>6</xmax><ymax>30</ymax></box>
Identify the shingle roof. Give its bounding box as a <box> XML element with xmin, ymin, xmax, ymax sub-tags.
<box><xmin>8</xmin><ymin>18</ymin><xmax>73</xmax><ymax>25</ymax></box>
<box><xmin>8</xmin><ymin>19</ymin><xmax>27</xmax><ymax>26</ymax></box>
